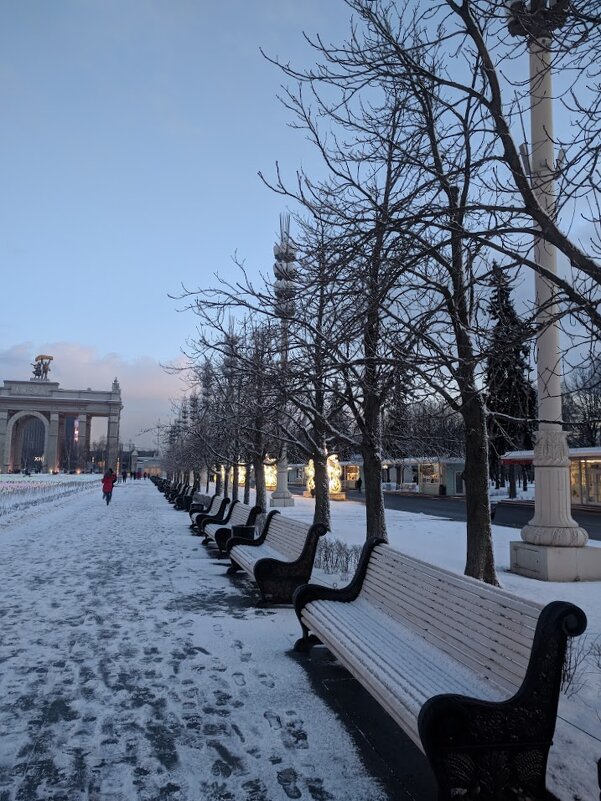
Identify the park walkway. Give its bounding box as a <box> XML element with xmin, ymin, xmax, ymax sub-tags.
<box><xmin>0</xmin><ymin>480</ymin><xmax>413</xmax><ymax>801</ymax></box>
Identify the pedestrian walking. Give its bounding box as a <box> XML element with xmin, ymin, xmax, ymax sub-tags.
<box><xmin>122</xmin><ymin>469</ymin><xmax>127</xmax><ymax>483</ymax></box>
<box><xmin>102</xmin><ymin>469</ymin><xmax>116</xmax><ymax>506</ymax></box>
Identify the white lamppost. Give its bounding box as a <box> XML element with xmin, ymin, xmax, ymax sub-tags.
<box><xmin>270</xmin><ymin>214</ymin><xmax>295</xmax><ymax>508</ymax></box>
<box><xmin>507</xmin><ymin>1</ymin><xmax>600</xmax><ymax>581</ymax></box>
<box><xmin>223</xmin><ymin>330</ymin><xmax>241</xmax><ymax>502</ymax></box>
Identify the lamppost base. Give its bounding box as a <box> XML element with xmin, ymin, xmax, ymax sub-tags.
<box><xmin>522</xmin><ymin>430</ymin><xmax>589</xmax><ymax>547</ymax></box>
<box><xmin>521</xmin><ymin>522</ymin><xmax>588</xmax><ymax>547</ymax></box>
<box><xmin>510</xmin><ymin>541</ymin><xmax>601</xmax><ymax>582</ymax></box>
<box><xmin>270</xmin><ymin>492</ymin><xmax>295</xmax><ymax>508</ymax></box>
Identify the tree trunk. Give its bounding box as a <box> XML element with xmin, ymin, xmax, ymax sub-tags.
<box><xmin>253</xmin><ymin>456</ymin><xmax>266</xmax><ymax>511</ymax></box>
<box><xmin>243</xmin><ymin>461</ymin><xmax>251</xmax><ymax>505</ymax></box>
<box><xmin>232</xmin><ymin>463</ymin><xmax>239</xmax><ymax>502</ymax></box>
<box><xmin>224</xmin><ymin>464</ymin><xmax>230</xmax><ymax>499</ymax></box>
<box><xmin>313</xmin><ymin>450</ymin><xmax>331</xmax><ymax>530</ymax></box>
<box><xmin>462</xmin><ymin>395</ymin><xmax>498</xmax><ymax>585</ymax></box>
<box><xmin>508</xmin><ymin>463</ymin><xmax>517</xmax><ymax>499</ymax></box>
<box><xmin>522</xmin><ymin>466</ymin><xmax>528</xmax><ymax>492</ymax></box>
<box><xmin>362</xmin><ymin>445</ymin><xmax>387</xmax><ymax>541</ymax></box>
<box><xmin>215</xmin><ymin>466</ymin><xmax>223</xmax><ymax>496</ymax></box>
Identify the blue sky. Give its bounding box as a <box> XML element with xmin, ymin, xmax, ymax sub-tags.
<box><xmin>0</xmin><ymin>1</ymin><xmax>349</xmax><ymax>444</ymax></box>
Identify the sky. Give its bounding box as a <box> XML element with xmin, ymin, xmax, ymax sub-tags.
<box><xmin>0</xmin><ymin>2</ymin><xmax>594</xmax><ymax>448</ymax></box>
<box><xmin>0</xmin><ymin>1</ymin><xmax>350</xmax><ymax>446</ymax></box>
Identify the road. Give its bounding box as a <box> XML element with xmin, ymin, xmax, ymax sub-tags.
<box><xmin>322</xmin><ymin>488</ymin><xmax>601</xmax><ymax>542</ymax></box>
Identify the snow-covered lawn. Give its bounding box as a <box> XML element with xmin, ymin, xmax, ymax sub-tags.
<box><xmin>0</xmin><ymin>480</ymin><xmax>598</xmax><ymax>800</ymax></box>
<box><xmin>0</xmin><ymin>473</ymin><xmax>99</xmax><ymax>525</ymax></box>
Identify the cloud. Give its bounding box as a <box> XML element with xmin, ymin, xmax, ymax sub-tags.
<box><xmin>0</xmin><ymin>342</ymin><xmax>187</xmax><ymax>448</ymax></box>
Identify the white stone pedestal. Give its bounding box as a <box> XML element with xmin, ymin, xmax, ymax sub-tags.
<box><xmin>270</xmin><ymin>453</ymin><xmax>294</xmax><ymax>508</ymax></box>
<box><xmin>270</xmin><ymin>493</ymin><xmax>295</xmax><ymax>508</ymax></box>
<box><xmin>510</xmin><ymin>541</ymin><xmax>601</xmax><ymax>582</ymax></box>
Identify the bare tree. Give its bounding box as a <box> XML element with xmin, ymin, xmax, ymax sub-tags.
<box><xmin>264</xmin><ymin>11</ymin><xmax>500</xmax><ymax>579</ymax></box>
<box><xmin>563</xmin><ymin>358</ymin><xmax>601</xmax><ymax>446</ymax></box>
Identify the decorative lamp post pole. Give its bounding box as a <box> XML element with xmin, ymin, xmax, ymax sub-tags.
<box><xmin>223</xmin><ymin>330</ymin><xmax>240</xmax><ymax>502</ymax></box>
<box><xmin>270</xmin><ymin>214</ymin><xmax>296</xmax><ymax>508</ymax></box>
<box><xmin>506</xmin><ymin>1</ymin><xmax>600</xmax><ymax>581</ymax></box>
<box><xmin>201</xmin><ymin>360</ymin><xmax>217</xmax><ymax>493</ymax></box>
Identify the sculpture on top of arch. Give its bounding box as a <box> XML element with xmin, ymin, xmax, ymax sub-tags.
<box><xmin>31</xmin><ymin>355</ymin><xmax>53</xmax><ymax>380</ymax></box>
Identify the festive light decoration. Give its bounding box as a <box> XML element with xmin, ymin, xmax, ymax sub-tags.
<box><xmin>264</xmin><ymin>463</ymin><xmax>277</xmax><ymax>490</ymax></box>
<box><xmin>305</xmin><ymin>455</ymin><xmax>342</xmax><ymax>495</ymax></box>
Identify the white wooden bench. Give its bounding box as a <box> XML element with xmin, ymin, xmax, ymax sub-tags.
<box><xmin>174</xmin><ymin>484</ymin><xmax>196</xmax><ymax>510</ymax></box>
<box><xmin>293</xmin><ymin>539</ymin><xmax>587</xmax><ymax>801</ymax></box>
<box><xmin>188</xmin><ymin>491</ymin><xmax>212</xmax><ymax>515</ymax></box>
<box><xmin>189</xmin><ymin>495</ymin><xmax>230</xmax><ymax>533</ymax></box>
<box><xmin>201</xmin><ymin>500</ymin><xmax>262</xmax><ymax>555</ymax></box>
<box><xmin>226</xmin><ymin>511</ymin><xmax>328</xmax><ymax>604</ymax></box>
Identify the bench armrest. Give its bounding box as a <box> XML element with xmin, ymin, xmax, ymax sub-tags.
<box><xmin>194</xmin><ymin>498</ymin><xmax>230</xmax><ymax>531</ymax></box>
<box><xmin>252</xmin><ymin>522</ymin><xmax>329</xmax><ymax>605</ymax></box>
<box><xmin>227</xmin><ymin>510</ymin><xmax>279</xmax><ymax>551</ymax></box>
<box><xmin>293</xmin><ymin>537</ymin><xmax>386</xmax><ymax>648</ymax></box>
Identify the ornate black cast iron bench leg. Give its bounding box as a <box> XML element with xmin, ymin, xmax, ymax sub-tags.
<box><xmin>253</xmin><ymin>523</ymin><xmax>328</xmax><ymax>605</ymax></box>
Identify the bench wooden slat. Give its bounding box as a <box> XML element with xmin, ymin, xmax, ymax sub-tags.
<box><xmin>191</xmin><ymin>495</ymin><xmax>222</xmax><ymax>521</ymax></box>
<box><xmin>301</xmin><ymin>598</ymin><xmax>510</xmax><ymax>746</ymax></box>
<box><xmin>360</xmin><ymin>552</ymin><xmax>539</xmax><ymax>688</ymax></box>
<box><xmin>204</xmin><ymin>503</ymin><xmax>254</xmax><ymax>537</ymax></box>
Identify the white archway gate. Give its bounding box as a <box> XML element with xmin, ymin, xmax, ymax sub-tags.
<box><xmin>4</xmin><ymin>410</ymin><xmax>50</xmax><ymax>471</ymax></box>
<box><xmin>0</xmin><ymin>377</ymin><xmax>122</xmax><ymax>473</ymax></box>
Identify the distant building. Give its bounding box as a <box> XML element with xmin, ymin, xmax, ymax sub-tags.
<box><xmin>289</xmin><ymin>455</ymin><xmax>466</xmax><ymax>496</ymax></box>
<box><xmin>502</xmin><ymin>447</ymin><xmax>601</xmax><ymax>506</ymax></box>
<box><xmin>131</xmin><ymin>449</ymin><xmax>162</xmax><ymax>476</ymax></box>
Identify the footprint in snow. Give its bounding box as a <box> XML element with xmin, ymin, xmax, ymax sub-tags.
<box><xmin>232</xmin><ymin>672</ymin><xmax>246</xmax><ymax>687</ymax></box>
<box><xmin>277</xmin><ymin>768</ymin><xmax>302</xmax><ymax>799</ymax></box>
<box><xmin>264</xmin><ymin>711</ymin><xmax>282</xmax><ymax>730</ymax></box>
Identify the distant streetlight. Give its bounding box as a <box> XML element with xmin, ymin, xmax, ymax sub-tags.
<box><xmin>506</xmin><ymin>1</ymin><xmax>600</xmax><ymax>581</ymax></box>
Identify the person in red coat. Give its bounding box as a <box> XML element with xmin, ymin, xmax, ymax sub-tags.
<box><xmin>101</xmin><ymin>469</ymin><xmax>117</xmax><ymax>505</ymax></box>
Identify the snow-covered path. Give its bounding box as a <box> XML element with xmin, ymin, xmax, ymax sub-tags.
<box><xmin>0</xmin><ymin>481</ymin><xmax>390</xmax><ymax>801</ymax></box>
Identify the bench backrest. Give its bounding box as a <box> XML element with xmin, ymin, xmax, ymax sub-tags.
<box><xmin>194</xmin><ymin>493</ymin><xmax>212</xmax><ymax>509</ymax></box>
<box><xmin>205</xmin><ymin>495</ymin><xmax>224</xmax><ymax>516</ymax></box>
<box><xmin>363</xmin><ymin>545</ymin><xmax>544</xmax><ymax>694</ymax></box>
<box><xmin>265</xmin><ymin>516</ymin><xmax>311</xmax><ymax>560</ymax></box>
<box><xmin>227</xmin><ymin>503</ymin><xmax>253</xmax><ymax>527</ymax></box>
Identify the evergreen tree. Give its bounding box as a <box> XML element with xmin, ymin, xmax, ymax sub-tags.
<box><xmin>485</xmin><ymin>264</ymin><xmax>536</xmax><ymax>488</ymax></box>
<box><xmin>382</xmin><ymin>369</ymin><xmax>411</xmax><ymax>460</ymax></box>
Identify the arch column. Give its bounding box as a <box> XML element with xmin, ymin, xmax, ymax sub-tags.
<box><xmin>0</xmin><ymin>411</ymin><xmax>8</xmax><ymax>472</ymax></box>
<box><xmin>46</xmin><ymin>413</ymin><xmax>60</xmax><ymax>473</ymax></box>
<box><xmin>12</xmin><ymin>419</ymin><xmax>26</xmax><ymax>469</ymax></box>
<box><xmin>107</xmin><ymin>414</ymin><xmax>120</xmax><ymax>470</ymax></box>
<box><xmin>78</xmin><ymin>414</ymin><xmax>88</xmax><ymax>471</ymax></box>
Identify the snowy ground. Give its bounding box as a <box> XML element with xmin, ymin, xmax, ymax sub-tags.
<box><xmin>0</xmin><ymin>479</ymin><xmax>599</xmax><ymax>801</ymax></box>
